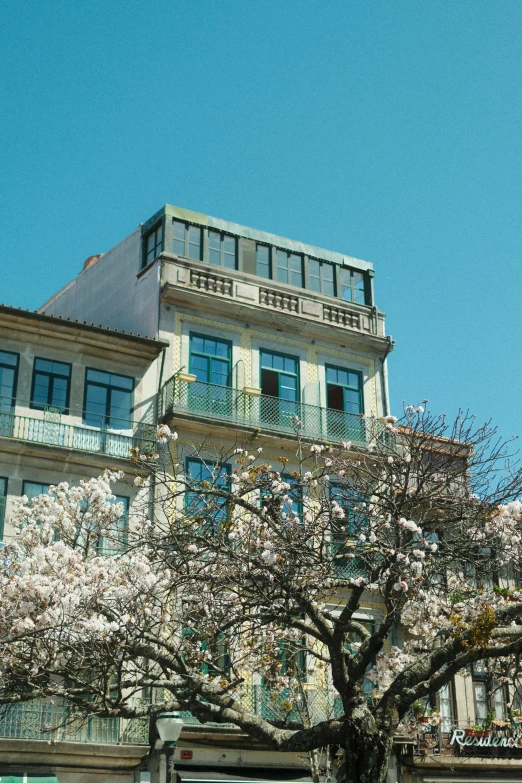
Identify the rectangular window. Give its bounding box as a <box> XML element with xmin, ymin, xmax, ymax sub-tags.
<box><xmin>326</xmin><ymin>365</ymin><xmax>363</xmax><ymax>415</ymax></box>
<box><xmin>84</xmin><ymin>369</ymin><xmax>134</xmax><ymax>430</ymax></box>
<box><xmin>208</xmin><ymin>230</ymin><xmax>237</xmax><ymax>270</ymax></box>
<box><xmin>276</xmin><ymin>249</ymin><xmax>303</xmax><ymax>287</ymax></box>
<box><xmin>309</xmin><ymin>259</ymin><xmax>335</xmax><ymax>297</ymax></box>
<box><xmin>142</xmin><ymin>223</ymin><xmax>163</xmax><ymax>268</ymax></box>
<box><xmin>22</xmin><ymin>481</ymin><xmax>50</xmax><ymax>502</ymax></box>
<box><xmin>172</xmin><ymin>219</ymin><xmax>202</xmax><ymax>261</ymax></box>
<box><xmin>0</xmin><ymin>351</ymin><xmax>19</xmax><ymax>412</ymax></box>
<box><xmin>185</xmin><ymin>458</ymin><xmax>231</xmax><ymax>531</ymax></box>
<box><xmin>256</xmin><ymin>244</ymin><xmax>271</xmax><ymax>279</ymax></box>
<box><xmin>326</xmin><ymin>365</ymin><xmax>364</xmax><ymax>442</ymax></box>
<box><xmin>30</xmin><ymin>358</ymin><xmax>71</xmax><ymax>413</ymax></box>
<box><xmin>341</xmin><ymin>268</ymin><xmax>366</xmax><ymax>304</ymax></box>
<box><xmin>0</xmin><ymin>477</ymin><xmax>7</xmax><ymax>542</ymax></box>
<box><xmin>189</xmin><ymin>334</ymin><xmax>232</xmax><ymax>417</ymax></box>
<box><xmin>98</xmin><ymin>495</ymin><xmax>129</xmax><ymax>555</ymax></box>
<box><xmin>259</xmin><ymin>350</ymin><xmax>299</xmax><ymax>430</ymax></box>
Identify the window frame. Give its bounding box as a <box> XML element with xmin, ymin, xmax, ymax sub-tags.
<box><xmin>325</xmin><ymin>364</ymin><xmax>364</xmax><ymax>416</ymax></box>
<box><xmin>172</xmin><ymin>219</ymin><xmax>202</xmax><ymax>261</ymax></box>
<box><xmin>185</xmin><ymin>457</ymin><xmax>231</xmax><ymax>532</ymax></box>
<box><xmin>259</xmin><ymin>348</ymin><xmax>300</xmax><ymax>401</ymax></box>
<box><xmin>0</xmin><ymin>350</ymin><xmax>19</xmax><ymax>411</ymax></box>
<box><xmin>308</xmin><ymin>258</ymin><xmax>336</xmax><ymax>297</ymax></box>
<box><xmin>208</xmin><ymin>229</ymin><xmax>238</xmax><ymax>270</ymax></box>
<box><xmin>275</xmin><ymin>248</ymin><xmax>304</xmax><ymax>288</ymax></box>
<box><xmin>256</xmin><ymin>243</ymin><xmax>271</xmax><ymax>279</ymax></box>
<box><xmin>98</xmin><ymin>494</ymin><xmax>130</xmax><ymax>555</ymax></box>
<box><xmin>341</xmin><ymin>267</ymin><xmax>367</xmax><ymax>305</ymax></box>
<box><xmin>188</xmin><ymin>333</ymin><xmax>232</xmax><ymax>388</ymax></box>
<box><xmin>30</xmin><ymin>357</ymin><xmax>72</xmax><ymax>414</ymax></box>
<box><xmin>82</xmin><ymin>368</ymin><xmax>135</xmax><ymax>430</ymax></box>
<box><xmin>142</xmin><ymin>222</ymin><xmax>164</xmax><ymax>269</ymax></box>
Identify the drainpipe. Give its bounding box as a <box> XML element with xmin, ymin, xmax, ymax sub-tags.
<box><xmin>380</xmin><ymin>336</ymin><xmax>394</xmax><ymax>417</ymax></box>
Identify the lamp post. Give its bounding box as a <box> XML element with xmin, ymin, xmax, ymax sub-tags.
<box><xmin>156</xmin><ymin>712</ymin><xmax>184</xmax><ymax>783</ymax></box>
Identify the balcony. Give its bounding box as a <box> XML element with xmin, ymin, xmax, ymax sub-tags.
<box><xmin>0</xmin><ymin>400</ymin><xmax>156</xmax><ymax>461</ymax></box>
<box><xmin>160</xmin><ymin>376</ymin><xmax>383</xmax><ymax>445</ymax></box>
<box><xmin>0</xmin><ymin>700</ymin><xmax>148</xmax><ymax>745</ymax></box>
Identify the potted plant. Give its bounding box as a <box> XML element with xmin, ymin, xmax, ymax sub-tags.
<box><xmin>413</xmin><ymin>701</ymin><xmax>427</xmax><ymax>722</ymax></box>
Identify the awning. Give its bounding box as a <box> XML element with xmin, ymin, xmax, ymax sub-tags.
<box><xmin>0</xmin><ymin>777</ymin><xmax>58</xmax><ymax>783</ymax></box>
<box><xmin>141</xmin><ymin>769</ymin><xmax>313</xmax><ymax>783</ymax></box>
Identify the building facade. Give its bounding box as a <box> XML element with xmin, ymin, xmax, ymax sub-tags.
<box><xmin>5</xmin><ymin>205</ymin><xmax>519</xmax><ymax>781</ymax></box>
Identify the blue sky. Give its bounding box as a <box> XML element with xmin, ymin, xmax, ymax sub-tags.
<box><xmin>1</xmin><ymin>1</ymin><xmax>521</xmax><ymax>441</ymax></box>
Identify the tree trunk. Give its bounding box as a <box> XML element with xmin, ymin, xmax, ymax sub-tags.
<box><xmin>335</xmin><ymin>725</ymin><xmax>393</xmax><ymax>783</ymax></box>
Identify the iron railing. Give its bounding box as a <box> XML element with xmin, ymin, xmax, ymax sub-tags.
<box><xmin>0</xmin><ymin>407</ymin><xmax>156</xmax><ymax>460</ymax></box>
<box><xmin>160</xmin><ymin>377</ymin><xmax>383</xmax><ymax>445</ymax></box>
<box><xmin>0</xmin><ymin>700</ymin><xmax>149</xmax><ymax>745</ymax></box>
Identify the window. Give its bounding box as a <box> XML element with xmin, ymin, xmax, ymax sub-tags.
<box><xmin>472</xmin><ymin>662</ymin><xmax>507</xmax><ymax>724</ymax></box>
<box><xmin>98</xmin><ymin>495</ymin><xmax>129</xmax><ymax>555</ymax></box>
<box><xmin>142</xmin><ymin>223</ymin><xmax>163</xmax><ymax>268</ymax></box>
<box><xmin>260</xmin><ymin>350</ymin><xmax>299</xmax><ymax>401</ymax></box>
<box><xmin>30</xmin><ymin>359</ymin><xmax>71</xmax><ymax>413</ymax></box>
<box><xmin>189</xmin><ymin>335</ymin><xmax>231</xmax><ymax>387</ymax></box>
<box><xmin>0</xmin><ymin>477</ymin><xmax>7</xmax><ymax>542</ymax></box>
<box><xmin>22</xmin><ymin>481</ymin><xmax>50</xmax><ymax>501</ymax></box>
<box><xmin>256</xmin><ymin>244</ymin><xmax>271</xmax><ymax>279</ymax></box>
<box><xmin>209</xmin><ymin>230</ymin><xmax>237</xmax><ymax>270</ymax></box>
<box><xmin>84</xmin><ymin>370</ymin><xmax>134</xmax><ymax>430</ymax></box>
<box><xmin>309</xmin><ymin>259</ymin><xmax>335</xmax><ymax>297</ymax></box>
<box><xmin>172</xmin><ymin>219</ymin><xmax>202</xmax><ymax>260</ymax></box>
<box><xmin>326</xmin><ymin>366</ymin><xmax>363</xmax><ymax>415</ymax></box>
<box><xmin>0</xmin><ymin>351</ymin><xmax>18</xmax><ymax>412</ymax></box>
<box><xmin>341</xmin><ymin>268</ymin><xmax>366</xmax><ymax>304</ymax></box>
<box><xmin>276</xmin><ymin>249</ymin><xmax>303</xmax><ymax>287</ymax></box>
<box><xmin>185</xmin><ymin>458</ymin><xmax>231</xmax><ymax>531</ymax></box>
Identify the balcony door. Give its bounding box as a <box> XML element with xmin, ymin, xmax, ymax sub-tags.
<box><xmin>0</xmin><ymin>351</ymin><xmax>19</xmax><ymax>437</ymax></box>
<box><xmin>189</xmin><ymin>334</ymin><xmax>232</xmax><ymax>418</ymax></box>
<box><xmin>259</xmin><ymin>350</ymin><xmax>299</xmax><ymax>430</ymax></box>
<box><xmin>325</xmin><ymin>365</ymin><xmax>364</xmax><ymax>442</ymax></box>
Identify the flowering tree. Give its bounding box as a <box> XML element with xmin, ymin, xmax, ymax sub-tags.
<box><xmin>3</xmin><ymin>407</ymin><xmax>522</xmax><ymax>783</ymax></box>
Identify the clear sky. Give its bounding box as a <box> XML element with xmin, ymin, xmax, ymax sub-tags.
<box><xmin>1</xmin><ymin>1</ymin><xmax>521</xmax><ymax>442</ymax></box>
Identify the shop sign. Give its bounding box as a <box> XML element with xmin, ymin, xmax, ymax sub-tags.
<box><xmin>450</xmin><ymin>729</ymin><xmax>522</xmax><ymax>749</ymax></box>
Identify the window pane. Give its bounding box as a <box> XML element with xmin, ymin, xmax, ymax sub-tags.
<box><xmin>188</xmin><ymin>226</ymin><xmax>202</xmax><ymax>260</ymax></box>
<box><xmin>23</xmin><ymin>482</ymin><xmax>50</xmax><ymax>501</ymax></box>
<box><xmin>86</xmin><ymin>369</ymin><xmax>110</xmax><ymax>384</ymax></box>
<box><xmin>0</xmin><ymin>351</ymin><xmax>18</xmax><ymax>368</ymax></box>
<box><xmin>84</xmin><ymin>385</ymin><xmax>108</xmax><ymax>426</ymax></box>
<box><xmin>0</xmin><ymin>367</ymin><xmax>16</xmax><ymax>406</ymax></box>
<box><xmin>289</xmin><ymin>254</ymin><xmax>303</xmax><ymax>287</ymax></box>
<box><xmin>209</xmin><ymin>248</ymin><xmax>221</xmax><ymax>266</ymax></box>
<box><xmin>256</xmin><ymin>245</ymin><xmax>270</xmax><ymax>278</ymax></box>
<box><xmin>208</xmin><ymin>230</ymin><xmax>220</xmax><ymax>250</ymax></box>
<box><xmin>276</xmin><ymin>250</ymin><xmax>289</xmax><ymax>284</ymax></box>
<box><xmin>34</xmin><ymin>359</ymin><xmax>53</xmax><ymax>373</ymax></box>
<box><xmin>32</xmin><ymin>374</ymin><xmax>50</xmax><ymax>406</ymax></box>
<box><xmin>191</xmin><ymin>355</ymin><xmax>209</xmax><ymax>382</ymax></box>
<box><xmin>173</xmin><ymin>219</ymin><xmax>185</xmax><ymax>256</ymax></box>
<box><xmin>108</xmin><ymin>373</ymin><xmax>133</xmax><ymax>390</ymax></box>
<box><xmin>51</xmin><ymin>377</ymin><xmax>68</xmax><ymax>408</ymax></box>
<box><xmin>108</xmin><ymin>389</ymin><xmax>132</xmax><ymax>429</ymax></box>
<box><xmin>223</xmin><ymin>235</ymin><xmax>236</xmax><ymax>254</ymax></box>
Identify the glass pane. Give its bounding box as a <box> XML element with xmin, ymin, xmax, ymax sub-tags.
<box><xmin>0</xmin><ymin>366</ymin><xmax>16</xmax><ymax>407</ymax></box>
<box><xmin>344</xmin><ymin>388</ymin><xmax>361</xmax><ymax>414</ymax></box>
<box><xmin>32</xmin><ymin>374</ymin><xmax>50</xmax><ymax>406</ymax></box>
<box><xmin>256</xmin><ymin>245</ymin><xmax>270</xmax><ymax>278</ymax></box>
<box><xmin>51</xmin><ymin>377</ymin><xmax>68</xmax><ymax>408</ymax></box>
<box><xmin>280</xmin><ymin>375</ymin><xmax>297</xmax><ymax>401</ymax></box>
<box><xmin>34</xmin><ymin>359</ymin><xmax>53</xmax><ymax>373</ymax></box>
<box><xmin>348</xmin><ymin>372</ymin><xmax>360</xmax><ymax>389</ymax></box>
<box><xmin>0</xmin><ymin>351</ymin><xmax>18</xmax><ymax>368</ymax></box>
<box><xmin>260</xmin><ymin>351</ymin><xmax>273</xmax><ymax>369</ymax></box>
<box><xmin>290</xmin><ymin>254</ymin><xmax>303</xmax><ymax>287</ymax></box>
<box><xmin>276</xmin><ymin>250</ymin><xmax>288</xmax><ymax>284</ymax></box>
<box><xmin>272</xmin><ymin>354</ymin><xmax>285</xmax><ymax>371</ymax></box>
<box><xmin>209</xmin><ymin>248</ymin><xmax>221</xmax><ymax>266</ymax></box>
<box><xmin>191</xmin><ymin>355</ymin><xmax>209</xmax><ymax>382</ymax></box>
<box><xmin>188</xmin><ymin>226</ymin><xmax>201</xmax><ymax>260</ymax></box>
<box><xmin>210</xmin><ymin>359</ymin><xmax>229</xmax><ymax>385</ymax></box>
<box><xmin>23</xmin><ymin>482</ymin><xmax>50</xmax><ymax>501</ymax></box>
<box><xmin>223</xmin><ymin>235</ymin><xmax>236</xmax><ymax>254</ymax></box>
<box><xmin>474</xmin><ymin>683</ymin><xmax>488</xmax><ymax>720</ymax></box>
<box><xmin>108</xmin><ymin>389</ymin><xmax>132</xmax><ymax>429</ymax></box>
<box><xmin>284</xmin><ymin>356</ymin><xmax>297</xmax><ymax>374</ymax></box>
<box><xmin>173</xmin><ymin>220</ymin><xmax>185</xmax><ymax>239</ymax></box>
<box><xmin>86</xmin><ymin>369</ymin><xmax>110</xmax><ymax>384</ymax></box>
<box><xmin>208</xmin><ymin>230</ymin><xmax>221</xmax><ymax>250</ymax></box>
<box><xmin>84</xmin><ymin>384</ymin><xmax>108</xmax><ymax>426</ymax></box>
<box><xmin>108</xmin><ymin>373</ymin><xmax>133</xmax><ymax>390</ymax></box>
<box><xmin>326</xmin><ymin>366</ymin><xmax>338</xmax><ymax>384</ymax></box>
<box><xmin>191</xmin><ymin>335</ymin><xmax>205</xmax><ymax>354</ymax></box>
<box><xmin>173</xmin><ymin>238</ymin><xmax>185</xmax><ymax>255</ymax></box>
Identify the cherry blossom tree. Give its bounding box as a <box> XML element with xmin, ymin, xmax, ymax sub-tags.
<box><xmin>3</xmin><ymin>407</ymin><xmax>522</xmax><ymax>783</ymax></box>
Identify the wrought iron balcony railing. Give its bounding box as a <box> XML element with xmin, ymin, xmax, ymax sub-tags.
<box><xmin>0</xmin><ymin>400</ymin><xmax>156</xmax><ymax>460</ymax></box>
<box><xmin>0</xmin><ymin>700</ymin><xmax>149</xmax><ymax>745</ymax></box>
<box><xmin>160</xmin><ymin>376</ymin><xmax>383</xmax><ymax>445</ymax></box>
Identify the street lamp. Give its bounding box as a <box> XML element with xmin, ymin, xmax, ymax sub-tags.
<box><xmin>156</xmin><ymin>713</ymin><xmax>184</xmax><ymax>783</ymax></box>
